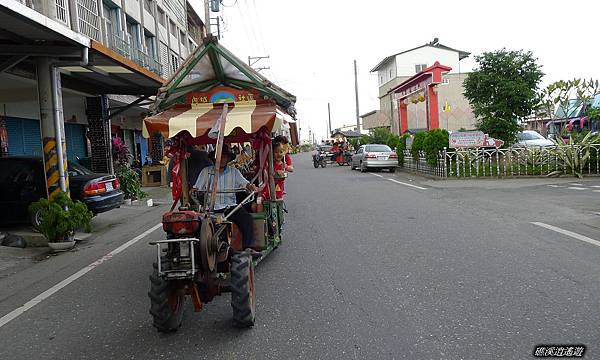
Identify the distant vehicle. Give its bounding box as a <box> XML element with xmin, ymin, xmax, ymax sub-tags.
<box><xmin>0</xmin><ymin>157</ymin><xmax>124</xmax><ymax>226</ymax></box>
<box><xmin>312</xmin><ymin>144</ymin><xmax>333</xmax><ymax>168</ymax></box>
<box><xmin>515</xmin><ymin>130</ymin><xmax>555</xmax><ymax>147</ymax></box>
<box><xmin>351</xmin><ymin>144</ymin><xmax>398</xmax><ymax>173</ymax></box>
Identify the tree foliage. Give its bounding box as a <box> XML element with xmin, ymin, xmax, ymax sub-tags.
<box><xmin>537</xmin><ymin>78</ymin><xmax>600</xmax><ymax>120</ymax></box>
<box><xmin>422</xmin><ymin>129</ymin><xmax>449</xmax><ymax>166</ymax></box>
<box><xmin>464</xmin><ymin>49</ymin><xmax>544</xmax><ymax>144</ymax></box>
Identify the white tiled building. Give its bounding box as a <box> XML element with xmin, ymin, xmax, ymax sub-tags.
<box><xmin>371</xmin><ymin>39</ymin><xmax>477</xmax><ymax>134</ymax></box>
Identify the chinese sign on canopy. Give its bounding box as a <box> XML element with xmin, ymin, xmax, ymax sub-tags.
<box><xmin>186</xmin><ymin>86</ymin><xmax>261</xmax><ymax>106</ymax></box>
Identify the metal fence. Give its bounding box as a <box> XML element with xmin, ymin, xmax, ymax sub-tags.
<box><xmin>106</xmin><ymin>33</ymin><xmax>164</xmax><ymax>77</ymax></box>
<box><xmin>402</xmin><ymin>145</ymin><xmax>600</xmax><ymax>179</ymax></box>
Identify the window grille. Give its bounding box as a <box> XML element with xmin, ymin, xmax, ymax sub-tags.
<box><xmin>77</xmin><ymin>0</ymin><xmax>101</xmax><ymax>40</ymax></box>
<box><xmin>55</xmin><ymin>0</ymin><xmax>69</xmax><ymax>24</ymax></box>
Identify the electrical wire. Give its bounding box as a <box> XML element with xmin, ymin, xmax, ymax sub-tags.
<box><xmin>220</xmin><ymin>0</ymin><xmax>238</xmax><ymax>7</ymax></box>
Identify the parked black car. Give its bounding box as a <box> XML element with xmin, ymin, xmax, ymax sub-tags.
<box><xmin>0</xmin><ymin>156</ymin><xmax>124</xmax><ymax>225</ymax></box>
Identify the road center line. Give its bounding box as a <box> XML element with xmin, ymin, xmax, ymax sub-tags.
<box><xmin>0</xmin><ymin>223</ymin><xmax>162</xmax><ymax>329</ymax></box>
<box><xmin>531</xmin><ymin>222</ymin><xmax>600</xmax><ymax>248</ymax></box>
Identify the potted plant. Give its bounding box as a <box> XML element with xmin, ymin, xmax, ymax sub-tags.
<box><xmin>29</xmin><ymin>192</ymin><xmax>93</xmax><ymax>251</ymax></box>
<box><xmin>112</xmin><ymin>136</ymin><xmax>146</xmax><ymax>201</ymax></box>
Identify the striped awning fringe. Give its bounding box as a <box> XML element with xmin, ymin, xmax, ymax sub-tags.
<box><xmin>143</xmin><ymin>101</ymin><xmax>283</xmax><ymax>140</ymax></box>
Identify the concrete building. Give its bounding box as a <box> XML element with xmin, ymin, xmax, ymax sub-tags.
<box><xmin>360</xmin><ymin>110</ymin><xmax>389</xmax><ymax>131</ymax></box>
<box><xmin>0</xmin><ymin>0</ymin><xmax>204</xmax><ymax>197</ymax></box>
<box><xmin>371</xmin><ymin>38</ymin><xmax>476</xmax><ymax>134</ymax></box>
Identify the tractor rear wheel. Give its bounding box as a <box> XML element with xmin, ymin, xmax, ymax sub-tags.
<box><xmin>230</xmin><ymin>252</ymin><xmax>255</xmax><ymax>327</ymax></box>
<box><xmin>148</xmin><ymin>260</ymin><xmax>186</xmax><ymax>332</ymax></box>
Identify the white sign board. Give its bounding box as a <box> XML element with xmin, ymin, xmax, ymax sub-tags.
<box><xmin>449</xmin><ymin>131</ymin><xmax>505</xmax><ymax>148</ymax></box>
<box><xmin>449</xmin><ymin>131</ymin><xmax>485</xmax><ymax>148</ymax></box>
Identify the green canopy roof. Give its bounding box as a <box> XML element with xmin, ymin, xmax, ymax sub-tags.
<box><xmin>152</xmin><ymin>36</ymin><xmax>296</xmax><ymax>115</ymax></box>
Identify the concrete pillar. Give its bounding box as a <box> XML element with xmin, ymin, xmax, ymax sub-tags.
<box><xmin>37</xmin><ymin>58</ymin><xmax>69</xmax><ymax>200</ymax></box>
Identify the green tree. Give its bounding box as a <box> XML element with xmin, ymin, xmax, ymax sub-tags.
<box><xmin>422</xmin><ymin>129</ymin><xmax>449</xmax><ymax>166</ymax></box>
<box><xmin>464</xmin><ymin>49</ymin><xmax>544</xmax><ymax>144</ymax></box>
<box><xmin>411</xmin><ymin>132</ymin><xmax>427</xmax><ymax>158</ymax></box>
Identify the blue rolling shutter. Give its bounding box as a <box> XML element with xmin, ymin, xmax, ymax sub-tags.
<box><xmin>23</xmin><ymin>120</ymin><xmax>42</xmax><ymax>157</ymax></box>
<box><xmin>5</xmin><ymin>117</ymin><xmax>41</xmax><ymax>156</ymax></box>
<box><xmin>6</xmin><ymin>118</ymin><xmax>24</xmax><ymax>156</ymax></box>
<box><xmin>65</xmin><ymin>123</ymin><xmax>87</xmax><ymax>161</ymax></box>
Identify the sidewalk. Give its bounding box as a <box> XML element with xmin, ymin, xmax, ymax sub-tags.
<box><xmin>394</xmin><ymin>168</ymin><xmax>600</xmax><ymax>190</ymax></box>
<box><xmin>0</xmin><ymin>185</ymin><xmax>172</xmax><ymax>279</ymax></box>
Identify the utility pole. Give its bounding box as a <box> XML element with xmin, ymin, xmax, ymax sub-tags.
<box><xmin>327</xmin><ymin>102</ymin><xmax>332</xmax><ymax>138</ymax></box>
<box><xmin>204</xmin><ymin>0</ymin><xmax>211</xmax><ymax>37</ymax></box>
<box><xmin>354</xmin><ymin>60</ymin><xmax>360</xmax><ymax>133</ymax></box>
<box><xmin>248</xmin><ymin>55</ymin><xmax>270</xmax><ymax>72</ymax></box>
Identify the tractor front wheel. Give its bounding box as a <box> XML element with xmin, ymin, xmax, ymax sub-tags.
<box><xmin>148</xmin><ymin>260</ymin><xmax>186</xmax><ymax>332</ymax></box>
<box><xmin>230</xmin><ymin>252</ymin><xmax>256</xmax><ymax>327</ymax></box>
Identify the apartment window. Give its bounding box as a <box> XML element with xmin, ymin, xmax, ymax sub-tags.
<box><xmin>389</xmin><ymin>69</ymin><xmax>392</xmax><ymax>78</ymax></box>
<box><xmin>126</xmin><ymin>20</ymin><xmax>140</xmax><ymax>48</ymax></box>
<box><xmin>170</xmin><ymin>52</ymin><xmax>179</xmax><ymax>74</ymax></box>
<box><xmin>157</xmin><ymin>7</ymin><xmax>166</xmax><ymax>27</ymax></box>
<box><xmin>143</xmin><ymin>0</ymin><xmax>153</xmax><ymax>14</ymax></box>
<box><xmin>188</xmin><ymin>39</ymin><xmax>194</xmax><ymax>52</ymax></box>
<box><xmin>169</xmin><ymin>20</ymin><xmax>177</xmax><ymax>36</ymax></box>
<box><xmin>144</xmin><ymin>33</ymin><xmax>156</xmax><ymax>57</ymax></box>
<box><xmin>415</xmin><ymin>64</ymin><xmax>427</xmax><ymax>73</ymax></box>
<box><xmin>103</xmin><ymin>4</ymin><xmax>120</xmax><ymax>36</ymax></box>
<box><xmin>159</xmin><ymin>41</ymin><xmax>169</xmax><ymax>76</ymax></box>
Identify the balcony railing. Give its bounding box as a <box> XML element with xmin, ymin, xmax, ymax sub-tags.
<box><xmin>106</xmin><ymin>33</ymin><xmax>163</xmax><ymax>77</ymax></box>
<box><xmin>17</xmin><ymin>0</ymin><xmax>163</xmax><ymax>78</ymax></box>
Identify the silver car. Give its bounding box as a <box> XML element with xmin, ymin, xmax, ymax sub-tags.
<box><xmin>351</xmin><ymin>144</ymin><xmax>398</xmax><ymax>173</ymax></box>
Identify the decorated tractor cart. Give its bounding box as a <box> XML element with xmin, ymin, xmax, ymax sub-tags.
<box><xmin>143</xmin><ymin>36</ymin><xmax>295</xmax><ymax>331</ymax></box>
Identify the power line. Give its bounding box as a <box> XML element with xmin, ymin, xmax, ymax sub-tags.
<box><xmin>221</xmin><ymin>0</ymin><xmax>238</xmax><ymax>7</ymax></box>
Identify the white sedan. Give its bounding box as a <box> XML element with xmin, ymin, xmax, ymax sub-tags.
<box><xmin>516</xmin><ymin>130</ymin><xmax>555</xmax><ymax>147</ymax></box>
<box><xmin>351</xmin><ymin>144</ymin><xmax>398</xmax><ymax>173</ymax></box>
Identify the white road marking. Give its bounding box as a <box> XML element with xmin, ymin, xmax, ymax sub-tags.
<box><xmin>567</xmin><ymin>187</ymin><xmax>587</xmax><ymax>191</ymax></box>
<box><xmin>547</xmin><ymin>185</ymin><xmax>565</xmax><ymax>188</ymax></box>
<box><xmin>369</xmin><ymin>173</ymin><xmax>426</xmax><ymax>190</ymax></box>
<box><xmin>570</xmin><ymin>183</ymin><xmax>583</xmax><ymax>186</ymax></box>
<box><xmin>594</xmin><ymin>190</ymin><xmax>600</xmax><ymax>193</ymax></box>
<box><xmin>387</xmin><ymin>178</ymin><xmax>427</xmax><ymax>190</ymax></box>
<box><xmin>591</xmin><ymin>186</ymin><xmax>600</xmax><ymax>188</ymax></box>
<box><xmin>531</xmin><ymin>222</ymin><xmax>600</xmax><ymax>248</ymax></box>
<box><xmin>0</xmin><ymin>223</ymin><xmax>162</xmax><ymax>328</ymax></box>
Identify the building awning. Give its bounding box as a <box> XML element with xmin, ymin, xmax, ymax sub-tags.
<box><xmin>0</xmin><ymin>1</ymin><xmax>164</xmax><ymax>96</ymax></box>
<box><xmin>332</xmin><ymin>130</ymin><xmax>361</xmax><ymax>138</ymax></box>
<box><xmin>143</xmin><ymin>100</ymin><xmax>288</xmax><ymax>143</ymax></box>
<box><xmin>60</xmin><ymin>41</ymin><xmax>165</xmax><ymax>96</ymax></box>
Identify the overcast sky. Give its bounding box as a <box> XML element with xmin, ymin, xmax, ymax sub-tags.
<box><xmin>191</xmin><ymin>0</ymin><xmax>600</xmax><ymax>141</ymax></box>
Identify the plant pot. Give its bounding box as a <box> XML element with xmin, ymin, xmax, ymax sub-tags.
<box><xmin>48</xmin><ymin>241</ymin><xmax>76</xmax><ymax>251</ymax></box>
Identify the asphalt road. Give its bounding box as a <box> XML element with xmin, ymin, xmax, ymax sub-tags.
<box><xmin>1</xmin><ymin>153</ymin><xmax>600</xmax><ymax>359</ymax></box>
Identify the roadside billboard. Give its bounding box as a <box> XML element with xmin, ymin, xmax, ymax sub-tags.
<box><xmin>449</xmin><ymin>131</ymin><xmax>504</xmax><ymax>148</ymax></box>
